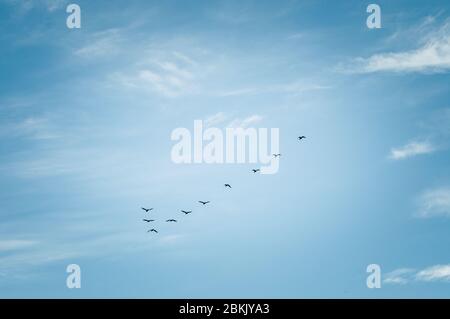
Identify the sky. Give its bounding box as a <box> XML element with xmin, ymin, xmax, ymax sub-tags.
<box><xmin>0</xmin><ymin>0</ymin><xmax>449</xmax><ymax>298</ymax></box>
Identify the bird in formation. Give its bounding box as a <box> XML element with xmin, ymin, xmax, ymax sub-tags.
<box><xmin>140</xmin><ymin>134</ymin><xmax>306</xmax><ymax>234</ymax></box>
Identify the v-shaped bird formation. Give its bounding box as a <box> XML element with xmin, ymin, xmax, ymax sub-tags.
<box><xmin>140</xmin><ymin>135</ymin><xmax>306</xmax><ymax>234</ymax></box>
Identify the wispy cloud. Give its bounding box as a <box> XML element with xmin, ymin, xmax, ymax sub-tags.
<box><xmin>0</xmin><ymin>248</ymin><xmax>78</xmax><ymax>272</ymax></box>
<box><xmin>416</xmin><ymin>264</ymin><xmax>450</xmax><ymax>282</ymax></box>
<box><xmin>158</xmin><ymin>234</ymin><xmax>184</xmax><ymax>245</ymax></box>
<box><xmin>227</xmin><ymin>115</ymin><xmax>263</xmax><ymax>128</ymax></box>
<box><xmin>219</xmin><ymin>88</ymin><xmax>260</xmax><ymax>97</ymax></box>
<box><xmin>204</xmin><ymin>112</ymin><xmax>228</xmax><ymax>128</ymax></box>
<box><xmin>218</xmin><ymin>83</ymin><xmax>330</xmax><ymax>97</ymax></box>
<box><xmin>3</xmin><ymin>0</ymin><xmax>67</xmax><ymax>13</ymax></box>
<box><xmin>203</xmin><ymin>112</ymin><xmax>264</xmax><ymax>129</ymax></box>
<box><xmin>0</xmin><ymin>240</ymin><xmax>37</xmax><ymax>252</ymax></box>
<box><xmin>138</xmin><ymin>64</ymin><xmax>193</xmax><ymax>97</ymax></box>
<box><xmin>383</xmin><ymin>268</ymin><xmax>416</xmax><ymax>285</ymax></box>
<box><xmin>383</xmin><ymin>12</ymin><xmax>446</xmax><ymax>46</ymax></box>
<box><xmin>384</xmin><ymin>265</ymin><xmax>450</xmax><ymax>284</ymax></box>
<box><xmin>275</xmin><ymin>83</ymin><xmax>331</xmax><ymax>95</ymax></box>
<box><xmin>417</xmin><ymin>187</ymin><xmax>450</xmax><ymax>218</ymax></box>
<box><xmin>43</xmin><ymin>0</ymin><xmax>66</xmax><ymax>12</ymax></box>
<box><xmin>388</xmin><ymin>108</ymin><xmax>450</xmax><ymax>161</ymax></box>
<box><xmin>389</xmin><ymin>141</ymin><xmax>435</xmax><ymax>160</ymax></box>
<box><xmin>0</xmin><ymin>227</ymin><xmax>160</xmax><ymax>276</ymax></box>
<box><xmin>341</xmin><ymin>21</ymin><xmax>450</xmax><ymax>73</ymax></box>
<box><xmin>74</xmin><ymin>29</ymin><xmax>123</xmax><ymax>58</ymax></box>
<box><xmin>0</xmin><ymin>116</ymin><xmax>60</xmax><ymax>141</ymax></box>
<box><xmin>287</xmin><ymin>32</ymin><xmax>305</xmax><ymax>40</ymax></box>
<box><xmin>112</xmin><ymin>51</ymin><xmax>199</xmax><ymax>97</ymax></box>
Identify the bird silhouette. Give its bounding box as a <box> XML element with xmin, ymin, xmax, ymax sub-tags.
<box><xmin>166</xmin><ymin>219</ymin><xmax>177</xmax><ymax>222</ymax></box>
<box><xmin>181</xmin><ymin>210</ymin><xmax>192</xmax><ymax>215</ymax></box>
<box><xmin>199</xmin><ymin>201</ymin><xmax>210</xmax><ymax>205</ymax></box>
<box><xmin>252</xmin><ymin>169</ymin><xmax>260</xmax><ymax>173</ymax></box>
<box><xmin>141</xmin><ymin>207</ymin><xmax>153</xmax><ymax>212</ymax></box>
<box><xmin>273</xmin><ymin>153</ymin><xmax>281</xmax><ymax>158</ymax></box>
<box><xmin>224</xmin><ymin>184</ymin><xmax>232</xmax><ymax>188</ymax></box>
<box><xmin>143</xmin><ymin>219</ymin><xmax>155</xmax><ymax>222</ymax></box>
<box><xmin>298</xmin><ymin>136</ymin><xmax>306</xmax><ymax>140</ymax></box>
<box><xmin>148</xmin><ymin>229</ymin><xmax>158</xmax><ymax>233</ymax></box>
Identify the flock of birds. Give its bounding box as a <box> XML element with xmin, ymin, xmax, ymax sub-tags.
<box><xmin>141</xmin><ymin>135</ymin><xmax>307</xmax><ymax>234</ymax></box>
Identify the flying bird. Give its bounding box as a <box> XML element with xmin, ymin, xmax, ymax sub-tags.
<box><xmin>143</xmin><ymin>219</ymin><xmax>155</xmax><ymax>222</ymax></box>
<box><xmin>252</xmin><ymin>169</ymin><xmax>260</xmax><ymax>173</ymax></box>
<box><xmin>166</xmin><ymin>219</ymin><xmax>177</xmax><ymax>222</ymax></box>
<box><xmin>224</xmin><ymin>184</ymin><xmax>232</xmax><ymax>188</ymax></box>
<box><xmin>198</xmin><ymin>201</ymin><xmax>210</xmax><ymax>205</ymax></box>
<box><xmin>298</xmin><ymin>136</ymin><xmax>306</xmax><ymax>140</ymax></box>
<box><xmin>141</xmin><ymin>207</ymin><xmax>153</xmax><ymax>212</ymax></box>
<box><xmin>181</xmin><ymin>210</ymin><xmax>192</xmax><ymax>215</ymax></box>
<box><xmin>273</xmin><ymin>154</ymin><xmax>281</xmax><ymax>158</ymax></box>
<box><xmin>148</xmin><ymin>229</ymin><xmax>158</xmax><ymax>233</ymax></box>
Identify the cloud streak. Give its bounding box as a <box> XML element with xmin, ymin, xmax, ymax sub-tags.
<box><xmin>74</xmin><ymin>29</ymin><xmax>123</xmax><ymax>58</ymax></box>
<box><xmin>204</xmin><ymin>112</ymin><xmax>228</xmax><ymax>128</ymax></box>
<box><xmin>227</xmin><ymin>115</ymin><xmax>263</xmax><ymax>128</ymax></box>
<box><xmin>416</xmin><ymin>264</ymin><xmax>450</xmax><ymax>282</ymax></box>
<box><xmin>389</xmin><ymin>141</ymin><xmax>435</xmax><ymax>160</ymax></box>
<box><xmin>342</xmin><ymin>21</ymin><xmax>450</xmax><ymax>74</ymax></box>
<box><xmin>383</xmin><ymin>268</ymin><xmax>416</xmax><ymax>285</ymax></box>
<box><xmin>417</xmin><ymin>187</ymin><xmax>450</xmax><ymax>218</ymax></box>
<box><xmin>384</xmin><ymin>264</ymin><xmax>450</xmax><ymax>284</ymax></box>
<box><xmin>112</xmin><ymin>51</ymin><xmax>199</xmax><ymax>98</ymax></box>
<box><xmin>218</xmin><ymin>83</ymin><xmax>331</xmax><ymax>97</ymax></box>
<box><xmin>3</xmin><ymin>0</ymin><xmax>68</xmax><ymax>13</ymax></box>
<box><xmin>0</xmin><ymin>240</ymin><xmax>37</xmax><ymax>252</ymax></box>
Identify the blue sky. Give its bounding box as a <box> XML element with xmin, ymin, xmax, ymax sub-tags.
<box><xmin>0</xmin><ymin>0</ymin><xmax>449</xmax><ymax>298</ymax></box>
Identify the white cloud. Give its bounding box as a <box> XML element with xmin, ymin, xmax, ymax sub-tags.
<box><xmin>227</xmin><ymin>115</ymin><xmax>263</xmax><ymax>128</ymax></box>
<box><xmin>417</xmin><ymin>187</ymin><xmax>450</xmax><ymax>218</ymax></box>
<box><xmin>112</xmin><ymin>51</ymin><xmax>198</xmax><ymax>98</ymax></box>
<box><xmin>0</xmin><ymin>239</ymin><xmax>88</xmax><ymax>275</ymax></box>
<box><xmin>204</xmin><ymin>112</ymin><xmax>228</xmax><ymax>127</ymax></box>
<box><xmin>383</xmin><ymin>268</ymin><xmax>416</xmax><ymax>285</ymax></box>
<box><xmin>415</xmin><ymin>265</ymin><xmax>450</xmax><ymax>282</ymax></box>
<box><xmin>276</xmin><ymin>83</ymin><xmax>331</xmax><ymax>95</ymax></box>
<box><xmin>287</xmin><ymin>32</ymin><xmax>305</xmax><ymax>40</ymax></box>
<box><xmin>4</xmin><ymin>0</ymin><xmax>67</xmax><ymax>12</ymax></box>
<box><xmin>75</xmin><ymin>29</ymin><xmax>122</xmax><ymax>58</ymax></box>
<box><xmin>138</xmin><ymin>66</ymin><xmax>193</xmax><ymax>97</ymax></box>
<box><xmin>156</xmin><ymin>61</ymin><xmax>193</xmax><ymax>80</ymax></box>
<box><xmin>203</xmin><ymin>112</ymin><xmax>263</xmax><ymax>129</ymax></box>
<box><xmin>389</xmin><ymin>141</ymin><xmax>435</xmax><ymax>160</ymax></box>
<box><xmin>17</xmin><ymin>118</ymin><xmax>59</xmax><ymax>140</ymax></box>
<box><xmin>172</xmin><ymin>51</ymin><xmax>197</xmax><ymax>66</ymax></box>
<box><xmin>219</xmin><ymin>88</ymin><xmax>260</xmax><ymax>97</ymax></box>
<box><xmin>0</xmin><ymin>228</ymin><xmax>157</xmax><ymax>276</ymax></box>
<box><xmin>0</xmin><ymin>117</ymin><xmax>60</xmax><ymax>140</ymax></box>
<box><xmin>342</xmin><ymin>21</ymin><xmax>450</xmax><ymax>73</ymax></box>
<box><xmin>388</xmin><ymin>108</ymin><xmax>450</xmax><ymax>162</ymax></box>
<box><xmin>218</xmin><ymin>83</ymin><xmax>330</xmax><ymax>97</ymax></box>
<box><xmin>158</xmin><ymin>234</ymin><xmax>184</xmax><ymax>245</ymax></box>
<box><xmin>0</xmin><ymin>240</ymin><xmax>37</xmax><ymax>251</ymax></box>
<box><xmin>43</xmin><ymin>0</ymin><xmax>66</xmax><ymax>12</ymax></box>
<box><xmin>385</xmin><ymin>265</ymin><xmax>450</xmax><ymax>284</ymax></box>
